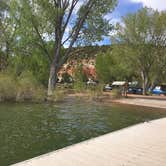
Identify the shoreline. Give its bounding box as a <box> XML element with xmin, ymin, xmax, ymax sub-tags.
<box><xmin>67</xmin><ymin>92</ymin><xmax>166</xmax><ymax>109</ymax></box>
<box><xmin>113</xmin><ymin>94</ymin><xmax>166</xmax><ymax>109</ymax></box>
<box><xmin>0</xmin><ymin>91</ymin><xmax>166</xmax><ymax>109</ymax></box>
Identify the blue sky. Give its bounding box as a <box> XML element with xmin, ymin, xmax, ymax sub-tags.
<box><xmin>96</xmin><ymin>0</ymin><xmax>166</xmax><ymax>46</ymax></box>
<box><xmin>62</xmin><ymin>0</ymin><xmax>166</xmax><ymax>47</ymax></box>
<box><xmin>96</xmin><ymin>0</ymin><xmax>143</xmax><ymax>45</ymax></box>
<box><xmin>111</xmin><ymin>0</ymin><xmax>142</xmax><ymax>22</ymax></box>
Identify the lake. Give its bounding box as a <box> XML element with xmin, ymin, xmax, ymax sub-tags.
<box><xmin>0</xmin><ymin>99</ymin><xmax>166</xmax><ymax>165</ymax></box>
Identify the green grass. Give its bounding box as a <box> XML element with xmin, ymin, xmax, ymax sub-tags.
<box><xmin>0</xmin><ymin>72</ymin><xmax>45</xmax><ymax>102</ymax></box>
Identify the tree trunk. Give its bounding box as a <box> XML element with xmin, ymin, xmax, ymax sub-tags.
<box><xmin>47</xmin><ymin>38</ymin><xmax>61</xmax><ymax>96</ymax></box>
<box><xmin>47</xmin><ymin>42</ymin><xmax>62</xmax><ymax>96</ymax></box>
<box><xmin>142</xmin><ymin>81</ymin><xmax>146</xmax><ymax>95</ymax></box>
<box><xmin>141</xmin><ymin>71</ymin><xmax>148</xmax><ymax>95</ymax></box>
<box><xmin>47</xmin><ymin>0</ymin><xmax>94</xmax><ymax>97</ymax></box>
<box><xmin>47</xmin><ymin>65</ymin><xmax>57</xmax><ymax>96</ymax></box>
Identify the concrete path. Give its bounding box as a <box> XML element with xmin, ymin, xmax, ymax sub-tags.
<box><xmin>13</xmin><ymin>118</ymin><xmax>166</xmax><ymax>166</ymax></box>
<box><xmin>115</xmin><ymin>98</ymin><xmax>166</xmax><ymax>109</ymax></box>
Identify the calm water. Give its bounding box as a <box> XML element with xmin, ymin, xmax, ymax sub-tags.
<box><xmin>0</xmin><ymin>99</ymin><xmax>166</xmax><ymax>165</ymax></box>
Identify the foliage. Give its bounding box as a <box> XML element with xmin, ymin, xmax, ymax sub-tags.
<box><xmin>9</xmin><ymin>50</ymin><xmax>50</xmax><ymax>86</ymax></box>
<box><xmin>75</xmin><ymin>64</ymin><xmax>87</xmax><ymax>82</ymax></box>
<box><xmin>69</xmin><ymin>45</ymin><xmax>109</xmax><ymax>59</ymax></box>
<box><xmin>0</xmin><ymin>71</ymin><xmax>45</xmax><ymax>102</ymax></box>
<box><xmin>0</xmin><ymin>0</ymin><xmax>118</xmax><ymax>96</ymax></box>
<box><xmin>16</xmin><ymin>71</ymin><xmax>45</xmax><ymax>101</ymax></box>
<box><xmin>7</xmin><ymin>0</ymin><xmax>117</xmax><ymax>95</ymax></box>
<box><xmin>48</xmin><ymin>89</ymin><xmax>66</xmax><ymax>102</ymax></box>
<box><xmin>111</xmin><ymin>8</ymin><xmax>166</xmax><ymax>94</ymax></box>
<box><xmin>0</xmin><ymin>73</ymin><xmax>17</xmax><ymax>101</ymax></box>
<box><xmin>1</xmin><ymin>1</ymin><xmax>166</xmax><ymax>98</ymax></box>
<box><xmin>96</xmin><ymin>51</ymin><xmax>112</xmax><ymax>83</ymax></box>
<box><xmin>87</xmin><ymin>83</ymin><xmax>104</xmax><ymax>101</ymax></box>
<box><xmin>96</xmin><ymin>47</ymin><xmax>134</xmax><ymax>83</ymax></box>
<box><xmin>77</xmin><ymin>0</ymin><xmax>117</xmax><ymax>45</ymax></box>
<box><xmin>62</xmin><ymin>73</ymin><xmax>73</xmax><ymax>83</ymax></box>
<box><xmin>111</xmin><ymin>88</ymin><xmax>122</xmax><ymax>99</ymax></box>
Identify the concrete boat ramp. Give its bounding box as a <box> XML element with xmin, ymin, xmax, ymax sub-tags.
<box><xmin>13</xmin><ymin>118</ymin><xmax>166</xmax><ymax>166</ymax></box>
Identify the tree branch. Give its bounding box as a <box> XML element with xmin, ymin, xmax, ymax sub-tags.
<box><xmin>58</xmin><ymin>0</ymin><xmax>94</xmax><ymax>69</ymax></box>
<box><xmin>31</xmin><ymin>16</ymin><xmax>52</xmax><ymax>63</ymax></box>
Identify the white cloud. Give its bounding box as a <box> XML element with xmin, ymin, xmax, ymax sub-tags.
<box><xmin>130</xmin><ymin>0</ymin><xmax>166</xmax><ymax>11</ymax></box>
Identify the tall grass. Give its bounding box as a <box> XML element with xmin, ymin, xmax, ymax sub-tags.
<box><xmin>73</xmin><ymin>81</ymin><xmax>86</xmax><ymax>93</ymax></box>
<box><xmin>0</xmin><ymin>71</ymin><xmax>45</xmax><ymax>102</ymax></box>
<box><xmin>0</xmin><ymin>73</ymin><xmax>17</xmax><ymax>101</ymax></box>
<box><xmin>111</xmin><ymin>88</ymin><xmax>122</xmax><ymax>99</ymax></box>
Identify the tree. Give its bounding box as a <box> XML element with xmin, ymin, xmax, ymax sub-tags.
<box><xmin>148</xmin><ymin>11</ymin><xmax>166</xmax><ymax>87</ymax></box>
<box><xmin>112</xmin><ymin>8</ymin><xmax>166</xmax><ymax>95</ymax></box>
<box><xmin>0</xmin><ymin>0</ymin><xmax>11</xmax><ymax>70</ymax></box>
<box><xmin>0</xmin><ymin>0</ymin><xmax>20</xmax><ymax>70</ymax></box>
<box><xmin>11</xmin><ymin>0</ymin><xmax>117</xmax><ymax>96</ymax></box>
<box><xmin>96</xmin><ymin>51</ymin><xmax>113</xmax><ymax>83</ymax></box>
<box><xmin>96</xmin><ymin>47</ymin><xmax>134</xmax><ymax>83</ymax></box>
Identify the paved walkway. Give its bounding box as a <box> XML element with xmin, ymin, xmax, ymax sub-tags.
<box><xmin>13</xmin><ymin>118</ymin><xmax>166</xmax><ymax>166</ymax></box>
<box><xmin>115</xmin><ymin>98</ymin><xmax>166</xmax><ymax>109</ymax></box>
<box><xmin>113</xmin><ymin>94</ymin><xmax>166</xmax><ymax>109</ymax></box>
<box><xmin>128</xmin><ymin>94</ymin><xmax>166</xmax><ymax>100</ymax></box>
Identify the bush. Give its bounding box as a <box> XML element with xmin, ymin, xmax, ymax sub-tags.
<box><xmin>0</xmin><ymin>73</ymin><xmax>17</xmax><ymax>101</ymax></box>
<box><xmin>85</xmin><ymin>84</ymin><xmax>103</xmax><ymax>101</ymax></box>
<box><xmin>0</xmin><ymin>71</ymin><xmax>46</xmax><ymax>102</ymax></box>
<box><xmin>111</xmin><ymin>88</ymin><xmax>122</xmax><ymax>99</ymax></box>
<box><xmin>16</xmin><ymin>71</ymin><xmax>45</xmax><ymax>102</ymax></box>
<box><xmin>73</xmin><ymin>64</ymin><xmax>87</xmax><ymax>92</ymax></box>
<box><xmin>50</xmin><ymin>89</ymin><xmax>66</xmax><ymax>102</ymax></box>
<box><xmin>73</xmin><ymin>81</ymin><xmax>86</xmax><ymax>93</ymax></box>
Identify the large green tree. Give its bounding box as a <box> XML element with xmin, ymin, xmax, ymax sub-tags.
<box><xmin>10</xmin><ymin>0</ymin><xmax>117</xmax><ymax>96</ymax></box>
<box><xmin>112</xmin><ymin>8</ymin><xmax>166</xmax><ymax>95</ymax></box>
<box><xmin>0</xmin><ymin>0</ymin><xmax>14</xmax><ymax>70</ymax></box>
<box><xmin>96</xmin><ymin>46</ymin><xmax>134</xmax><ymax>83</ymax></box>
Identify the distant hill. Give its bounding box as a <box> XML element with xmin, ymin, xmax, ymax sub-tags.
<box><xmin>58</xmin><ymin>45</ymin><xmax>111</xmax><ymax>82</ymax></box>
<box><xmin>69</xmin><ymin>45</ymin><xmax>111</xmax><ymax>60</ymax></box>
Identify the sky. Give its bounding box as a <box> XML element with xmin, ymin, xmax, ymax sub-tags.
<box><xmin>96</xmin><ymin>0</ymin><xmax>166</xmax><ymax>46</ymax></box>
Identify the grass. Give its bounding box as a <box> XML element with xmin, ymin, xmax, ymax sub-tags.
<box><xmin>0</xmin><ymin>70</ymin><xmax>124</xmax><ymax>103</ymax></box>
<box><xmin>0</xmin><ymin>71</ymin><xmax>46</xmax><ymax>102</ymax></box>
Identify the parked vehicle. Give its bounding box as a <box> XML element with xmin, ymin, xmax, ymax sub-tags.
<box><xmin>111</xmin><ymin>81</ymin><xmax>126</xmax><ymax>88</ymax></box>
<box><xmin>127</xmin><ymin>87</ymin><xmax>143</xmax><ymax>95</ymax></box>
<box><xmin>103</xmin><ymin>84</ymin><xmax>112</xmax><ymax>91</ymax></box>
<box><xmin>152</xmin><ymin>85</ymin><xmax>166</xmax><ymax>95</ymax></box>
<box><xmin>86</xmin><ymin>79</ymin><xmax>97</xmax><ymax>86</ymax></box>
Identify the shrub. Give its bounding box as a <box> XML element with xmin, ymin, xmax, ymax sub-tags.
<box><xmin>16</xmin><ymin>71</ymin><xmax>45</xmax><ymax>102</ymax></box>
<box><xmin>86</xmin><ymin>84</ymin><xmax>103</xmax><ymax>101</ymax></box>
<box><xmin>47</xmin><ymin>89</ymin><xmax>66</xmax><ymax>102</ymax></box>
<box><xmin>111</xmin><ymin>88</ymin><xmax>122</xmax><ymax>99</ymax></box>
<box><xmin>0</xmin><ymin>71</ymin><xmax>46</xmax><ymax>102</ymax></box>
<box><xmin>73</xmin><ymin>81</ymin><xmax>86</xmax><ymax>93</ymax></box>
<box><xmin>0</xmin><ymin>73</ymin><xmax>17</xmax><ymax>101</ymax></box>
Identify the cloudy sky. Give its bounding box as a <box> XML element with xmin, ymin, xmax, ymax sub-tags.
<box><xmin>97</xmin><ymin>0</ymin><xmax>166</xmax><ymax>45</ymax></box>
